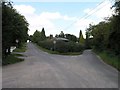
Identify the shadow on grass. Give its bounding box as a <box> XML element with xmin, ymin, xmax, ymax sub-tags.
<box><xmin>2</xmin><ymin>54</ymin><xmax>24</xmax><ymax>66</ymax></box>
<box><xmin>13</xmin><ymin>43</ymin><xmax>27</xmax><ymax>52</ymax></box>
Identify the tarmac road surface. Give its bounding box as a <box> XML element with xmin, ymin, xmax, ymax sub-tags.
<box><xmin>2</xmin><ymin>42</ymin><xmax>118</xmax><ymax>88</ymax></box>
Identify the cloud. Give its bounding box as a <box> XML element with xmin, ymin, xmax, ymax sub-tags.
<box><xmin>14</xmin><ymin>5</ymin><xmax>35</xmax><ymax>14</ymax></box>
<box><xmin>14</xmin><ymin>4</ymin><xmax>77</xmax><ymax>36</ymax></box>
<box><xmin>14</xmin><ymin>1</ymin><xmax>113</xmax><ymax>38</ymax></box>
<box><xmin>13</xmin><ymin>0</ymin><xmax>103</xmax><ymax>2</ymax></box>
<box><xmin>74</xmin><ymin>0</ymin><xmax>113</xmax><ymax>38</ymax></box>
<box><xmin>74</xmin><ymin>18</ymin><xmax>96</xmax><ymax>38</ymax></box>
<box><xmin>83</xmin><ymin>0</ymin><xmax>113</xmax><ymax>19</ymax></box>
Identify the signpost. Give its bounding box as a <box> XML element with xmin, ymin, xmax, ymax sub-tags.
<box><xmin>16</xmin><ymin>39</ymin><xmax>19</xmax><ymax>48</ymax></box>
<box><xmin>53</xmin><ymin>40</ymin><xmax>56</xmax><ymax>51</ymax></box>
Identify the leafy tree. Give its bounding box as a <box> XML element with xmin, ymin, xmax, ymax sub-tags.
<box><xmin>2</xmin><ymin>1</ymin><xmax>29</xmax><ymax>58</ymax></box>
<box><xmin>59</xmin><ymin>31</ymin><xmax>64</xmax><ymax>38</ymax></box>
<box><xmin>40</xmin><ymin>28</ymin><xmax>46</xmax><ymax>40</ymax></box>
<box><xmin>65</xmin><ymin>34</ymin><xmax>77</xmax><ymax>42</ymax></box>
<box><xmin>85</xmin><ymin>0</ymin><xmax>120</xmax><ymax>55</ymax></box>
<box><xmin>32</xmin><ymin>30</ymin><xmax>41</xmax><ymax>43</ymax></box>
<box><xmin>85</xmin><ymin>24</ymin><xmax>93</xmax><ymax>49</ymax></box>
<box><xmin>49</xmin><ymin>34</ymin><xmax>53</xmax><ymax>39</ymax></box>
<box><xmin>79</xmin><ymin>30</ymin><xmax>85</xmax><ymax>45</ymax></box>
<box><xmin>32</xmin><ymin>28</ymin><xmax>46</xmax><ymax>43</ymax></box>
<box><xmin>108</xmin><ymin>1</ymin><xmax>120</xmax><ymax>55</ymax></box>
<box><xmin>55</xmin><ymin>34</ymin><xmax>59</xmax><ymax>38</ymax></box>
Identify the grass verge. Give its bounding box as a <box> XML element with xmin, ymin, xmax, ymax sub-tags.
<box><xmin>35</xmin><ymin>44</ymin><xmax>82</xmax><ymax>55</ymax></box>
<box><xmin>2</xmin><ymin>54</ymin><xmax>24</xmax><ymax>65</ymax></box>
<box><xmin>94</xmin><ymin>50</ymin><xmax>120</xmax><ymax>71</ymax></box>
<box><xmin>14</xmin><ymin>43</ymin><xmax>27</xmax><ymax>52</ymax></box>
<box><xmin>3</xmin><ymin>43</ymin><xmax>27</xmax><ymax>65</ymax></box>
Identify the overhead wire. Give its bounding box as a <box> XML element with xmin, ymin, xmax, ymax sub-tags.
<box><xmin>63</xmin><ymin>0</ymin><xmax>114</xmax><ymax>30</ymax></box>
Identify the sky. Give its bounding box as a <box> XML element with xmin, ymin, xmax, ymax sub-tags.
<box><xmin>12</xmin><ymin>0</ymin><xmax>115</xmax><ymax>38</ymax></box>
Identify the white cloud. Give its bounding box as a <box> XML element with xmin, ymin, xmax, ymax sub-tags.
<box><xmin>83</xmin><ymin>8</ymin><xmax>91</xmax><ymax>14</ymax></box>
<box><xmin>39</xmin><ymin>12</ymin><xmax>62</xmax><ymax>20</ymax></box>
<box><xmin>14</xmin><ymin>0</ymin><xmax>113</xmax><ymax>38</ymax></box>
<box><xmin>14</xmin><ymin>4</ymin><xmax>77</xmax><ymax>36</ymax></box>
<box><xmin>74</xmin><ymin>18</ymin><xmax>97</xmax><ymax>38</ymax></box>
<box><xmin>83</xmin><ymin>0</ymin><xmax>113</xmax><ymax>19</ymax></box>
<box><xmin>14</xmin><ymin>5</ymin><xmax>35</xmax><ymax>14</ymax></box>
<box><xmin>63</xmin><ymin>15</ymin><xmax>77</xmax><ymax>21</ymax></box>
<box><xmin>76</xmin><ymin>0</ymin><xmax>113</xmax><ymax>38</ymax></box>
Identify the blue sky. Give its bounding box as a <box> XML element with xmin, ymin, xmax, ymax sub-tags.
<box><xmin>13</xmin><ymin>0</ymin><xmax>114</xmax><ymax>38</ymax></box>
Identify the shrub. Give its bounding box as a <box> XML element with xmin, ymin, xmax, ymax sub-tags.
<box><xmin>37</xmin><ymin>40</ymin><xmax>84</xmax><ymax>53</ymax></box>
<box><xmin>38</xmin><ymin>40</ymin><xmax>53</xmax><ymax>50</ymax></box>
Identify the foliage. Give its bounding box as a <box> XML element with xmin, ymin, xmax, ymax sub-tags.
<box><xmin>32</xmin><ymin>30</ymin><xmax>41</xmax><ymax>43</ymax></box>
<box><xmin>37</xmin><ymin>40</ymin><xmax>54</xmax><ymax>50</ymax></box>
<box><xmin>2</xmin><ymin>1</ymin><xmax>29</xmax><ymax>58</ymax></box>
<box><xmin>32</xmin><ymin>28</ymin><xmax>46</xmax><ymax>43</ymax></box>
<box><xmin>2</xmin><ymin>54</ymin><xmax>24</xmax><ymax>65</ymax></box>
<box><xmin>41</xmin><ymin>28</ymin><xmax>46</xmax><ymax>40</ymax></box>
<box><xmin>85</xmin><ymin>1</ymin><xmax>120</xmax><ymax>56</ymax></box>
<box><xmin>95</xmin><ymin>50</ymin><xmax>120</xmax><ymax>71</ymax></box>
<box><xmin>79</xmin><ymin>30</ymin><xmax>85</xmax><ymax>45</ymax></box>
<box><xmin>36</xmin><ymin>40</ymin><xmax>84</xmax><ymax>53</ymax></box>
<box><xmin>65</xmin><ymin>34</ymin><xmax>77</xmax><ymax>42</ymax></box>
<box><xmin>13</xmin><ymin>43</ymin><xmax>27</xmax><ymax>52</ymax></box>
<box><xmin>85</xmin><ymin>24</ymin><xmax>93</xmax><ymax>49</ymax></box>
<box><xmin>59</xmin><ymin>31</ymin><xmax>65</xmax><ymax>38</ymax></box>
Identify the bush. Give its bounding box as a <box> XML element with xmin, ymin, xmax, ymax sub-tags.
<box><xmin>55</xmin><ymin>41</ymin><xmax>69</xmax><ymax>53</ymax></box>
<box><xmin>55</xmin><ymin>41</ymin><xmax>84</xmax><ymax>53</ymax></box>
<box><xmin>37</xmin><ymin>40</ymin><xmax>84</xmax><ymax>53</ymax></box>
<box><xmin>38</xmin><ymin>40</ymin><xmax>53</xmax><ymax>50</ymax></box>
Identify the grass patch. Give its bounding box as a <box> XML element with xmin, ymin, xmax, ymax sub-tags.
<box><xmin>14</xmin><ymin>53</ymin><xmax>24</xmax><ymax>57</ymax></box>
<box><xmin>14</xmin><ymin>43</ymin><xmax>27</xmax><ymax>52</ymax></box>
<box><xmin>94</xmin><ymin>50</ymin><xmax>120</xmax><ymax>71</ymax></box>
<box><xmin>35</xmin><ymin>44</ymin><xmax>82</xmax><ymax>55</ymax></box>
<box><xmin>2</xmin><ymin>54</ymin><xmax>24</xmax><ymax>65</ymax></box>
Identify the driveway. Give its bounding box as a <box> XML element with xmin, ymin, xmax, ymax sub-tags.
<box><xmin>2</xmin><ymin>42</ymin><xmax>118</xmax><ymax>88</ymax></box>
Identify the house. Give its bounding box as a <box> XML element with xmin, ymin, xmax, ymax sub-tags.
<box><xmin>53</xmin><ymin>37</ymin><xmax>69</xmax><ymax>42</ymax></box>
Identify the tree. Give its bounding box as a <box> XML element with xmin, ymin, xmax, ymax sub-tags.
<box><xmin>32</xmin><ymin>30</ymin><xmax>41</xmax><ymax>43</ymax></box>
<box><xmin>59</xmin><ymin>31</ymin><xmax>64</xmax><ymax>38</ymax></box>
<box><xmin>55</xmin><ymin>34</ymin><xmax>59</xmax><ymax>38</ymax></box>
<box><xmin>85</xmin><ymin>24</ymin><xmax>93</xmax><ymax>49</ymax></box>
<box><xmin>79</xmin><ymin>30</ymin><xmax>85</xmax><ymax>45</ymax></box>
<box><xmin>32</xmin><ymin>28</ymin><xmax>46</xmax><ymax>43</ymax></box>
<box><xmin>65</xmin><ymin>34</ymin><xmax>77</xmax><ymax>42</ymax></box>
<box><xmin>2</xmin><ymin>1</ymin><xmax>29</xmax><ymax>58</ymax></box>
<box><xmin>40</xmin><ymin>28</ymin><xmax>46</xmax><ymax>40</ymax></box>
<box><xmin>108</xmin><ymin>1</ymin><xmax>120</xmax><ymax>55</ymax></box>
<box><xmin>49</xmin><ymin>34</ymin><xmax>53</xmax><ymax>39</ymax></box>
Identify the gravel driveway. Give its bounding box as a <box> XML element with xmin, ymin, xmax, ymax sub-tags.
<box><xmin>2</xmin><ymin>42</ymin><xmax>118</xmax><ymax>88</ymax></box>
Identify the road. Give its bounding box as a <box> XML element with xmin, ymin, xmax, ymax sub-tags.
<box><xmin>2</xmin><ymin>42</ymin><xmax>118</xmax><ymax>88</ymax></box>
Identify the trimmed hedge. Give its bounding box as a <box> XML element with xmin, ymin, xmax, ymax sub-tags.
<box><xmin>36</xmin><ymin>40</ymin><xmax>84</xmax><ymax>53</ymax></box>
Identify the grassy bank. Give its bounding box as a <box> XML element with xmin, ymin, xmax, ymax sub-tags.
<box><xmin>3</xmin><ymin>43</ymin><xmax>27</xmax><ymax>65</ymax></box>
<box><xmin>94</xmin><ymin>50</ymin><xmax>120</xmax><ymax>71</ymax></box>
<box><xmin>14</xmin><ymin>43</ymin><xmax>27</xmax><ymax>52</ymax></box>
<box><xmin>35</xmin><ymin>44</ymin><xmax>82</xmax><ymax>55</ymax></box>
<box><xmin>2</xmin><ymin>54</ymin><xmax>24</xmax><ymax>65</ymax></box>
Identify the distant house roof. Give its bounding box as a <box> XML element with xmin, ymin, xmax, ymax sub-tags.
<box><xmin>53</xmin><ymin>37</ymin><xmax>69</xmax><ymax>42</ymax></box>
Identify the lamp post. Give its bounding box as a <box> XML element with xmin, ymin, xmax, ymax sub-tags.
<box><xmin>53</xmin><ymin>40</ymin><xmax>56</xmax><ymax>51</ymax></box>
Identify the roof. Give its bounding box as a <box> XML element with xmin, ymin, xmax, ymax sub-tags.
<box><xmin>53</xmin><ymin>37</ymin><xmax>69</xmax><ymax>41</ymax></box>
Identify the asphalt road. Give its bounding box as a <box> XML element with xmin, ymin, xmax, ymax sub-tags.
<box><xmin>2</xmin><ymin>42</ymin><xmax>118</xmax><ymax>88</ymax></box>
